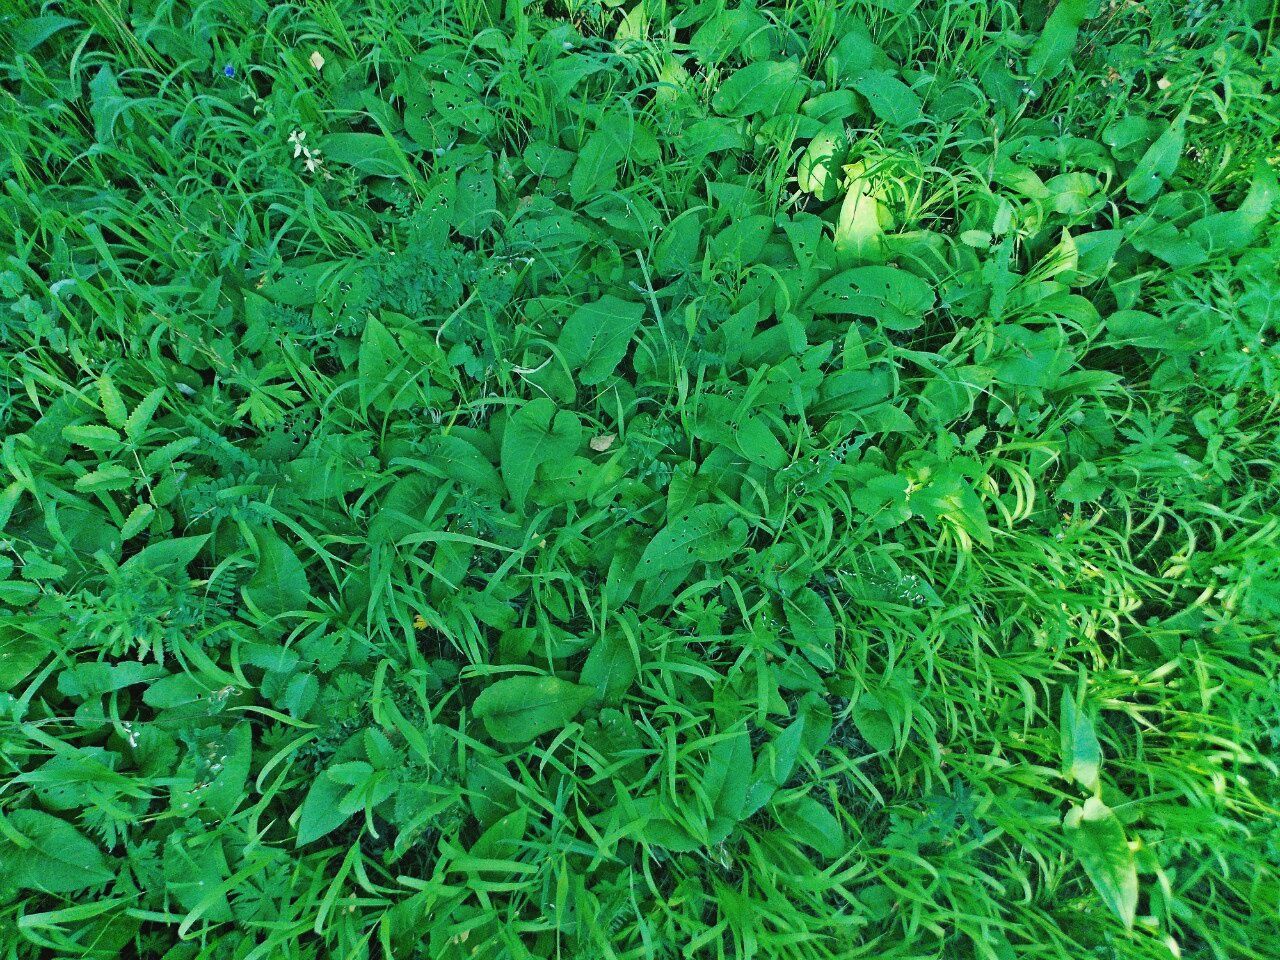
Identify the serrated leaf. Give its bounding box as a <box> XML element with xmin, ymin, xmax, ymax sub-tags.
<box><xmin>119</xmin><ymin>502</ymin><xmax>155</xmax><ymax>539</ymax></box>
<box><xmin>98</xmin><ymin>376</ymin><xmax>128</xmax><ymax>428</ymax></box>
<box><xmin>62</xmin><ymin>424</ymin><xmax>122</xmax><ymax>452</ymax></box>
<box><xmin>125</xmin><ymin>387</ymin><xmax>165</xmax><ymax>442</ymax></box>
<box><xmin>74</xmin><ymin>463</ymin><xmax>135</xmax><ymax>492</ymax></box>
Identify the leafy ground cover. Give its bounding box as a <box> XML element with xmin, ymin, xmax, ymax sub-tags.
<box><xmin>2</xmin><ymin>0</ymin><xmax>1280</xmax><ymax>957</ymax></box>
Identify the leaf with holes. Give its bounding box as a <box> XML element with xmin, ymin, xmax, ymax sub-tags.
<box><xmin>805</xmin><ymin>266</ymin><xmax>935</xmax><ymax>330</ymax></box>
<box><xmin>637</xmin><ymin>503</ymin><xmax>748</xmax><ymax>578</ymax></box>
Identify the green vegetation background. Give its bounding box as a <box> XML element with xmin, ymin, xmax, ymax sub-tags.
<box><xmin>1</xmin><ymin>0</ymin><xmax>1279</xmax><ymax>958</ymax></box>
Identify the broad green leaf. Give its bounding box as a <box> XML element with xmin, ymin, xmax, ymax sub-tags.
<box><xmin>0</xmin><ymin>809</ymin><xmax>113</xmax><ymax>892</ymax></box>
<box><xmin>1126</xmin><ymin>116</ymin><xmax>1185</xmax><ymax>203</ymax></box>
<box><xmin>454</xmin><ymin>165</ymin><xmax>496</xmax><ymax>238</ymax></box>
<box><xmin>713</xmin><ymin>60</ymin><xmax>803</xmax><ymax>118</ymax></box>
<box><xmin>1064</xmin><ymin>797</ymin><xmax>1138</xmax><ymax>929</ymax></box>
<box><xmin>853</xmin><ymin>692</ymin><xmax>895</xmax><ymax>752</ymax></box>
<box><xmin>500</xmin><ymin>398</ymin><xmax>582</xmax><ymax>513</ymax></box>
<box><xmin>0</xmin><ymin>624</ymin><xmax>47</xmax><ymax>690</ymax></box>
<box><xmin>244</xmin><ymin>529</ymin><xmax>310</xmax><ymax>617</ymax></box>
<box><xmin>322</xmin><ymin>133</ymin><xmax>403</xmax><ymax>178</ymax></box>
<box><xmin>637</xmin><ymin>503</ymin><xmax>748</xmax><ymax>577</ymax></box>
<box><xmin>806</xmin><ymin>266</ymin><xmax>935</xmax><ymax>329</ymax></box>
<box><xmin>570</xmin><ymin>115</ymin><xmax>631</xmax><ymax>203</ymax></box>
<box><xmin>358</xmin><ymin>315</ymin><xmax>403</xmax><ymax>412</ymax></box>
<box><xmin>852</xmin><ymin>70</ymin><xmax>922</xmax><ymax>127</ymax></box>
<box><xmin>785</xmin><ymin>587</ymin><xmax>836</xmax><ymax>670</ymax></box>
<box><xmin>581</xmin><ymin>631</ymin><xmax>637</xmax><ymax>701</ymax></box>
<box><xmin>472</xmin><ymin>675</ymin><xmax>595</xmax><ymax>742</ymax></box>
<box><xmin>1028</xmin><ymin>0</ymin><xmax>1089</xmax><ymax>81</ymax></box>
<box><xmin>797</xmin><ymin>123</ymin><xmax>847</xmax><ymax>200</ymax></box>
<box><xmin>122</xmin><ymin>534</ymin><xmax>208</xmax><ymax>573</ymax></box>
<box><xmin>1060</xmin><ymin>691</ymin><xmax>1103</xmax><ymax>791</ymax></box>
<box><xmin>774</xmin><ymin>795</ymin><xmax>845</xmax><ymax>858</ymax></box>
<box><xmin>833</xmin><ymin>165</ymin><xmax>885</xmax><ymax>264</ymax></box>
<box><xmin>706</xmin><ymin>727</ymin><xmax>753</xmax><ymax>821</ymax></box>
<box><xmin>558</xmin><ymin>295</ymin><xmax>645</xmax><ymax>384</ymax></box>
<box><xmin>296</xmin><ymin>770</ymin><xmax>352</xmax><ymax>846</ymax></box>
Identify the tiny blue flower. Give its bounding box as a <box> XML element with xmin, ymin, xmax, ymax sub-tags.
<box><xmin>223</xmin><ymin>64</ymin><xmax>235</xmax><ymax>78</ymax></box>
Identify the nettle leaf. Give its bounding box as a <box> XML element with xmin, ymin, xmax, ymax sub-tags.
<box><xmin>500</xmin><ymin>398</ymin><xmax>582</xmax><ymax>513</ymax></box>
<box><xmin>637</xmin><ymin>503</ymin><xmax>748</xmax><ymax>577</ymax></box>
<box><xmin>558</xmin><ymin>295</ymin><xmax>645</xmax><ymax>384</ymax></box>
<box><xmin>1064</xmin><ymin>797</ymin><xmax>1138</xmax><ymax>929</ymax></box>
<box><xmin>806</xmin><ymin>266</ymin><xmax>935</xmax><ymax>329</ymax></box>
<box><xmin>472</xmin><ymin>675</ymin><xmax>595</xmax><ymax>743</ymax></box>
<box><xmin>0</xmin><ymin>809</ymin><xmax>113</xmax><ymax>892</ymax></box>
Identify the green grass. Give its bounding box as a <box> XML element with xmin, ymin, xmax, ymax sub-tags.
<box><xmin>1</xmin><ymin>0</ymin><xmax>1279</xmax><ymax>957</ymax></box>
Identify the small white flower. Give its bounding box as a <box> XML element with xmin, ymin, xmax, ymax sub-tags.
<box><xmin>310</xmin><ymin>51</ymin><xmax>325</xmax><ymax>71</ymax></box>
<box><xmin>289</xmin><ymin>129</ymin><xmax>306</xmax><ymax>157</ymax></box>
